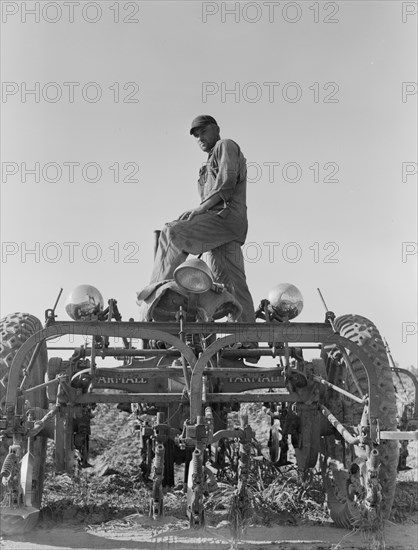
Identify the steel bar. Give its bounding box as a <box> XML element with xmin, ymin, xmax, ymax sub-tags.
<box><xmin>23</xmin><ymin>320</ymin><xmax>336</xmax><ymax>340</ymax></box>
<box><xmin>90</xmin><ymin>341</ymin><xmax>97</xmax><ymax>379</ymax></box>
<box><xmin>204</xmin><ymin>392</ymin><xmax>297</xmax><ymax>403</ymax></box>
<box><xmin>178</xmin><ymin>308</ymin><xmax>191</xmax><ymax>393</ymax></box>
<box><xmin>74</xmin><ymin>391</ymin><xmax>300</xmax><ymax>404</ymax></box>
<box><xmin>181</xmin><ymin>355</ymin><xmax>191</xmax><ymax>393</ymax></box>
<box><xmin>85</xmin><ymin>366</ymin><xmax>284</xmax><ymax>376</ymax></box>
<box><xmin>19</xmin><ymin>342</ymin><xmax>43</xmax><ymax>390</ymax></box>
<box><xmin>52</xmin><ymin>288</ymin><xmax>64</xmax><ymax>312</ymax></box>
<box><xmin>22</xmin><ymin>377</ymin><xmax>61</xmax><ymax>395</ymax></box>
<box><xmin>46</xmin><ymin>345</ymin><xmax>321</xmax><ymax>356</ymax></box>
<box><xmin>204</xmin><ymin>367</ymin><xmax>283</xmax><ymax>377</ymax></box>
<box><xmin>72</xmin><ymin>367</ymin><xmax>185</xmax><ymax>381</ymax></box>
<box><xmin>47</xmin><ymin>347</ymin><xmax>83</xmax><ymax>350</ymax></box>
<box><xmin>70</xmin><ymin>366</ymin><xmax>286</xmax><ymax>388</ymax></box>
<box><xmin>75</xmin><ymin>393</ymin><xmax>186</xmax><ymax>403</ymax></box>
<box><xmin>313</xmin><ymin>375</ymin><xmax>365</xmax><ymax>405</ymax></box>
<box><xmin>380</xmin><ymin>430</ymin><xmax>418</xmax><ymax>441</ymax></box>
<box><xmin>339</xmin><ymin>347</ymin><xmax>365</xmax><ymax>399</ymax></box>
<box><xmin>318</xmin><ymin>403</ymin><xmax>360</xmax><ymax>445</ymax></box>
<box><xmin>100</xmin><ymin>349</ymin><xmax>179</xmax><ymax>357</ymax></box>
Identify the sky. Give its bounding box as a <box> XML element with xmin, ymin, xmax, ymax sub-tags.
<box><xmin>1</xmin><ymin>0</ymin><xmax>417</xmax><ymax>368</ymax></box>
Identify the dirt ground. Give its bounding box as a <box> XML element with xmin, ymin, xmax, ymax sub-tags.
<box><xmin>1</xmin><ymin>402</ymin><xmax>417</xmax><ymax>550</ymax></box>
<box><xmin>1</xmin><ymin>515</ymin><xmax>417</xmax><ymax>550</ymax></box>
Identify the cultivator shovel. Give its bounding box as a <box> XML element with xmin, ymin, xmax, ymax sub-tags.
<box><xmin>0</xmin><ymin>443</ymin><xmax>40</xmax><ymax>535</ymax></box>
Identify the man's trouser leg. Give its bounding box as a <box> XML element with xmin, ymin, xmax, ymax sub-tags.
<box><xmin>206</xmin><ymin>241</ymin><xmax>255</xmax><ymax>323</ymax></box>
<box><xmin>149</xmin><ymin>212</ymin><xmax>247</xmax><ymax>284</ymax></box>
<box><xmin>150</xmin><ymin>222</ymin><xmax>188</xmax><ymax>283</ymax></box>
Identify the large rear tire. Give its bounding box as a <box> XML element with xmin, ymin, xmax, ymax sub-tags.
<box><xmin>321</xmin><ymin>314</ymin><xmax>398</xmax><ymax>528</ymax></box>
<box><xmin>0</xmin><ymin>313</ymin><xmax>48</xmax><ymax>535</ymax></box>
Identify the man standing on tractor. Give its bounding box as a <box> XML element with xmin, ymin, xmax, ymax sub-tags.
<box><xmin>140</xmin><ymin>115</ymin><xmax>255</xmax><ymax>323</ymax></box>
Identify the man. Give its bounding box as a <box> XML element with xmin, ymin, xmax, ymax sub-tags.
<box><xmin>147</xmin><ymin>115</ymin><xmax>255</xmax><ymax>323</ymax></box>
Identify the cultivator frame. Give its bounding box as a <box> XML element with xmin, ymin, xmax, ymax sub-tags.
<box><xmin>1</xmin><ymin>311</ymin><xmax>418</xmax><ymax>533</ymax></box>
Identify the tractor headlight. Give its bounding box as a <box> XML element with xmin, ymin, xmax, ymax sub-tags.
<box><xmin>174</xmin><ymin>258</ymin><xmax>213</xmax><ymax>294</ymax></box>
<box><xmin>65</xmin><ymin>284</ymin><xmax>104</xmax><ymax>320</ymax></box>
<box><xmin>267</xmin><ymin>283</ymin><xmax>304</xmax><ymax>320</ymax></box>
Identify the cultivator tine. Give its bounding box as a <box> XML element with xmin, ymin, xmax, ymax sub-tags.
<box><xmin>365</xmin><ymin>449</ymin><xmax>382</xmax><ymax>514</ymax></box>
<box><xmin>237</xmin><ymin>415</ymin><xmax>251</xmax><ymax>493</ymax></box>
<box><xmin>229</xmin><ymin>414</ymin><xmax>254</xmax><ymax>539</ymax></box>
<box><xmin>187</xmin><ymin>448</ymin><xmax>205</xmax><ymax>528</ymax></box>
<box><xmin>183</xmin><ymin>409</ymin><xmax>215</xmax><ymax>528</ymax></box>
<box><xmin>148</xmin><ymin>412</ymin><xmax>168</xmax><ymax>520</ymax></box>
<box><xmin>149</xmin><ymin>442</ymin><xmax>165</xmax><ymax>519</ymax></box>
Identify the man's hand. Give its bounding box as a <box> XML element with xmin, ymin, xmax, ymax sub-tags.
<box><xmin>178</xmin><ymin>206</ymin><xmax>205</xmax><ymax>221</ymax></box>
<box><xmin>177</xmin><ymin>194</ymin><xmax>222</xmax><ymax>221</ymax></box>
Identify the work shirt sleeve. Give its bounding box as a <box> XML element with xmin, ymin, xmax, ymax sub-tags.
<box><xmin>201</xmin><ymin>139</ymin><xmax>241</xmax><ymax>204</ymax></box>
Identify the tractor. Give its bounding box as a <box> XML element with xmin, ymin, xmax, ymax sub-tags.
<box><xmin>1</xmin><ymin>256</ymin><xmax>417</xmax><ymax>535</ymax></box>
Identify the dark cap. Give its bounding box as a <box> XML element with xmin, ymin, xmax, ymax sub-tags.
<box><xmin>189</xmin><ymin>115</ymin><xmax>218</xmax><ymax>135</ymax></box>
